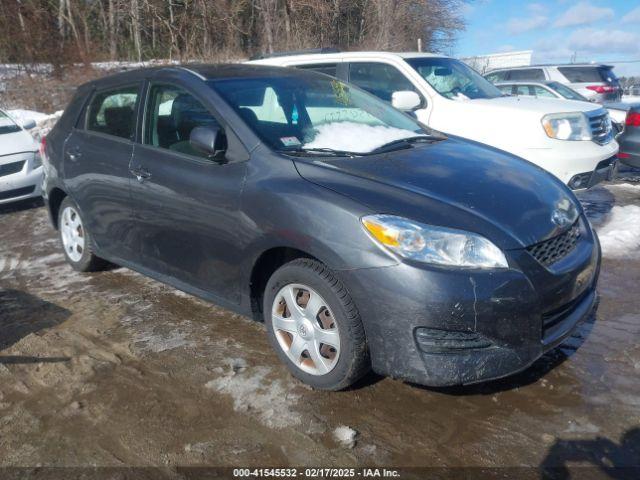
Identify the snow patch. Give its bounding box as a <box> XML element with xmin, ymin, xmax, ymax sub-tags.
<box><xmin>304</xmin><ymin>122</ymin><xmax>420</xmax><ymax>154</ymax></box>
<box><xmin>596</xmin><ymin>205</ymin><xmax>640</xmax><ymax>258</ymax></box>
<box><xmin>7</xmin><ymin>109</ymin><xmax>63</xmax><ymax>141</ymax></box>
<box><xmin>205</xmin><ymin>365</ymin><xmax>301</xmax><ymax>429</ymax></box>
<box><xmin>333</xmin><ymin>425</ymin><xmax>358</xmax><ymax>448</ymax></box>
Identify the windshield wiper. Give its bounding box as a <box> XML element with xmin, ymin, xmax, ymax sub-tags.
<box><xmin>369</xmin><ymin>135</ymin><xmax>436</xmax><ymax>154</ymax></box>
<box><xmin>281</xmin><ymin>147</ymin><xmax>361</xmax><ymax>157</ymax></box>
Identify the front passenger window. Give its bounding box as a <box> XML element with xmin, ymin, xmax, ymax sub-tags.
<box><xmin>145</xmin><ymin>84</ymin><xmax>221</xmax><ymax>159</ymax></box>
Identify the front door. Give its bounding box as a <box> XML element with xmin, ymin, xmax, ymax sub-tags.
<box><xmin>63</xmin><ymin>83</ymin><xmax>141</xmax><ymax>261</ymax></box>
<box><xmin>129</xmin><ymin>82</ymin><xmax>248</xmax><ymax>303</ymax></box>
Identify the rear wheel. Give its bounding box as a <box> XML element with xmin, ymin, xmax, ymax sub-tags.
<box><xmin>263</xmin><ymin>258</ymin><xmax>369</xmax><ymax>390</ymax></box>
<box><xmin>58</xmin><ymin>197</ymin><xmax>107</xmax><ymax>272</ymax></box>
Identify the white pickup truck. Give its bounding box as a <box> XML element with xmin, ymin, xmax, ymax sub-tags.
<box><xmin>249</xmin><ymin>51</ymin><xmax>618</xmax><ymax>190</ymax></box>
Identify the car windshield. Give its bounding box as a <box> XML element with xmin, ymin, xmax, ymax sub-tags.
<box><xmin>549</xmin><ymin>82</ymin><xmax>588</xmax><ymax>101</ymax></box>
<box><xmin>209</xmin><ymin>73</ymin><xmax>427</xmax><ymax>155</ymax></box>
<box><xmin>405</xmin><ymin>57</ymin><xmax>503</xmax><ymax>100</ymax></box>
<box><xmin>0</xmin><ymin>110</ymin><xmax>21</xmax><ymax>135</ymax></box>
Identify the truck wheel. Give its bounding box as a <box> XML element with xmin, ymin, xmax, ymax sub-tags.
<box><xmin>58</xmin><ymin>197</ymin><xmax>107</xmax><ymax>272</ymax></box>
<box><xmin>263</xmin><ymin>258</ymin><xmax>369</xmax><ymax>390</ymax></box>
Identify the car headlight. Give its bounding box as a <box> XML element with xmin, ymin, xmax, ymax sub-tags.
<box><xmin>541</xmin><ymin>112</ymin><xmax>592</xmax><ymax>141</ymax></box>
<box><xmin>32</xmin><ymin>151</ymin><xmax>42</xmax><ymax>169</ymax></box>
<box><xmin>362</xmin><ymin>214</ymin><xmax>508</xmax><ymax>269</ymax></box>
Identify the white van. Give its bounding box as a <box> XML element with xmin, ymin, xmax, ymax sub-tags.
<box><xmin>249</xmin><ymin>51</ymin><xmax>618</xmax><ymax>190</ymax></box>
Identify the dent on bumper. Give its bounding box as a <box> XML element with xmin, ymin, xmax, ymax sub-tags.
<box><xmin>338</xmin><ymin>240</ymin><xmax>599</xmax><ymax>387</ymax></box>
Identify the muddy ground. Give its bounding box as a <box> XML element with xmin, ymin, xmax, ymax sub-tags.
<box><xmin>0</xmin><ymin>178</ymin><xmax>639</xmax><ymax>478</ymax></box>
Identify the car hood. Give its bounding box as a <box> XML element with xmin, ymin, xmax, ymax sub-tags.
<box><xmin>0</xmin><ymin>130</ymin><xmax>37</xmax><ymax>157</ymax></box>
<box><xmin>293</xmin><ymin>138</ymin><xmax>580</xmax><ymax>250</ymax></box>
<box><xmin>466</xmin><ymin>96</ymin><xmax>603</xmax><ymax>115</ymax></box>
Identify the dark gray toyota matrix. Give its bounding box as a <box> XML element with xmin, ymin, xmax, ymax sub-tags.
<box><xmin>42</xmin><ymin>64</ymin><xmax>600</xmax><ymax>390</ymax></box>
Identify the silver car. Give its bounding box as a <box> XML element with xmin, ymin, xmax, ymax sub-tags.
<box><xmin>0</xmin><ymin>109</ymin><xmax>43</xmax><ymax>205</ymax></box>
<box><xmin>485</xmin><ymin>64</ymin><xmax>622</xmax><ymax>103</ymax></box>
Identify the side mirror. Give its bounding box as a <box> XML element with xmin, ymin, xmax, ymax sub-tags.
<box><xmin>21</xmin><ymin>119</ymin><xmax>36</xmax><ymax>130</ymax></box>
<box><xmin>190</xmin><ymin>126</ymin><xmax>225</xmax><ymax>158</ymax></box>
<box><xmin>391</xmin><ymin>91</ymin><xmax>422</xmax><ymax>111</ymax></box>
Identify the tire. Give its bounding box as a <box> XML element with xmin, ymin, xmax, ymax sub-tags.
<box><xmin>58</xmin><ymin>196</ymin><xmax>108</xmax><ymax>272</ymax></box>
<box><xmin>263</xmin><ymin>258</ymin><xmax>369</xmax><ymax>390</ymax></box>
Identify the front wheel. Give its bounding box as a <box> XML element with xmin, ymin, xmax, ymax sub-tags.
<box><xmin>58</xmin><ymin>197</ymin><xmax>107</xmax><ymax>272</ymax></box>
<box><xmin>263</xmin><ymin>258</ymin><xmax>369</xmax><ymax>390</ymax></box>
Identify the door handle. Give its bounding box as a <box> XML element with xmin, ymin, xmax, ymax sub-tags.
<box><xmin>67</xmin><ymin>147</ymin><xmax>82</xmax><ymax>162</ymax></box>
<box><xmin>130</xmin><ymin>166</ymin><xmax>152</xmax><ymax>182</ymax></box>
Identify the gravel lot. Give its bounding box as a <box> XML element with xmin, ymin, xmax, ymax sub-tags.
<box><xmin>0</xmin><ymin>176</ymin><xmax>639</xmax><ymax>476</ymax></box>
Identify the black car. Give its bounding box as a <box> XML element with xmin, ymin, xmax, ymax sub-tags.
<box><xmin>611</xmin><ymin>104</ymin><xmax>640</xmax><ymax>170</ymax></box>
<box><xmin>42</xmin><ymin>64</ymin><xmax>600</xmax><ymax>390</ymax></box>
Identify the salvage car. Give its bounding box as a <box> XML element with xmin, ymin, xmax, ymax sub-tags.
<box><xmin>0</xmin><ymin>109</ymin><xmax>43</xmax><ymax>205</ymax></box>
<box><xmin>42</xmin><ymin>65</ymin><xmax>601</xmax><ymax>390</ymax></box>
<box><xmin>250</xmin><ymin>51</ymin><xmax>618</xmax><ymax>190</ymax></box>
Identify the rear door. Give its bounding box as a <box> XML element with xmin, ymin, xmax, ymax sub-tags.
<box><xmin>63</xmin><ymin>83</ymin><xmax>141</xmax><ymax>261</ymax></box>
<box><xmin>128</xmin><ymin>79</ymin><xmax>248</xmax><ymax>302</ymax></box>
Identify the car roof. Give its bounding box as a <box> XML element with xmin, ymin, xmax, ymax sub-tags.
<box><xmin>249</xmin><ymin>51</ymin><xmax>448</xmax><ymax>64</ymax></box>
<box><xmin>494</xmin><ymin>81</ymin><xmax>558</xmax><ymax>86</ymax></box>
<box><xmin>80</xmin><ymin>63</ymin><xmax>318</xmax><ymax>89</ymax></box>
<box><xmin>488</xmin><ymin>63</ymin><xmax>613</xmax><ymax>73</ymax></box>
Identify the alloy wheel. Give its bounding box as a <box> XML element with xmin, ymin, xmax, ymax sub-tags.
<box><xmin>60</xmin><ymin>206</ymin><xmax>85</xmax><ymax>263</ymax></box>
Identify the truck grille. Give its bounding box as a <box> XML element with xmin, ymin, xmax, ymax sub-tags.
<box><xmin>0</xmin><ymin>160</ymin><xmax>25</xmax><ymax>177</ymax></box>
<box><xmin>588</xmin><ymin>112</ymin><xmax>613</xmax><ymax>145</ymax></box>
<box><xmin>527</xmin><ymin>222</ymin><xmax>581</xmax><ymax>267</ymax></box>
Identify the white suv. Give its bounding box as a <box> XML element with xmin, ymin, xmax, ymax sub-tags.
<box><xmin>249</xmin><ymin>51</ymin><xmax>618</xmax><ymax>190</ymax></box>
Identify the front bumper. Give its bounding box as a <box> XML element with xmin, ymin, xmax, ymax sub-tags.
<box><xmin>0</xmin><ymin>160</ymin><xmax>43</xmax><ymax>205</ymax></box>
<box><xmin>338</xmin><ymin>220</ymin><xmax>600</xmax><ymax>387</ymax></box>
<box><xmin>567</xmin><ymin>155</ymin><xmax>617</xmax><ymax>190</ymax></box>
<box><xmin>519</xmin><ymin>140</ymin><xmax>618</xmax><ymax>187</ymax></box>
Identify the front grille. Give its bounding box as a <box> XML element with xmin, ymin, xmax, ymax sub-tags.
<box><xmin>588</xmin><ymin>112</ymin><xmax>613</xmax><ymax>145</ymax></box>
<box><xmin>0</xmin><ymin>185</ymin><xmax>35</xmax><ymax>200</ymax></box>
<box><xmin>527</xmin><ymin>222</ymin><xmax>581</xmax><ymax>267</ymax></box>
<box><xmin>0</xmin><ymin>160</ymin><xmax>25</xmax><ymax>177</ymax></box>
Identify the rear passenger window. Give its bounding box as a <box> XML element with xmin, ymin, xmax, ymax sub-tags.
<box><xmin>348</xmin><ymin>62</ymin><xmax>418</xmax><ymax>102</ymax></box>
<box><xmin>86</xmin><ymin>86</ymin><xmax>139</xmax><ymax>139</ymax></box>
<box><xmin>485</xmin><ymin>71</ymin><xmax>507</xmax><ymax>83</ymax></box>
<box><xmin>296</xmin><ymin>63</ymin><xmax>338</xmax><ymax>78</ymax></box>
<box><xmin>145</xmin><ymin>84</ymin><xmax>221</xmax><ymax>159</ymax></box>
<box><xmin>532</xmin><ymin>86</ymin><xmax>556</xmax><ymax>98</ymax></box>
<box><xmin>514</xmin><ymin>85</ymin><xmax>533</xmax><ymax>96</ymax></box>
<box><xmin>508</xmin><ymin>69</ymin><xmax>545</xmax><ymax>81</ymax></box>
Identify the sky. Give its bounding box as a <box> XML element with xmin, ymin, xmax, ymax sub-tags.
<box><xmin>454</xmin><ymin>0</ymin><xmax>640</xmax><ymax>77</ymax></box>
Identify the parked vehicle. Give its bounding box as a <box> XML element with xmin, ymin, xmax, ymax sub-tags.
<box><xmin>250</xmin><ymin>51</ymin><xmax>618</xmax><ymax>190</ymax></box>
<box><xmin>492</xmin><ymin>80</ymin><xmax>628</xmax><ymax>130</ymax></box>
<box><xmin>627</xmin><ymin>85</ymin><xmax>640</xmax><ymax>96</ymax></box>
<box><xmin>43</xmin><ymin>65</ymin><xmax>601</xmax><ymax>390</ymax></box>
<box><xmin>0</xmin><ymin>109</ymin><xmax>43</xmax><ymax>205</ymax></box>
<box><xmin>494</xmin><ymin>80</ymin><xmax>588</xmax><ymax>101</ymax></box>
<box><xmin>485</xmin><ymin>64</ymin><xmax>622</xmax><ymax>103</ymax></box>
<box><xmin>609</xmin><ymin>103</ymin><xmax>640</xmax><ymax>169</ymax></box>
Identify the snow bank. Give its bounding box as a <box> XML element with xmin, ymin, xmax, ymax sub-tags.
<box><xmin>304</xmin><ymin>122</ymin><xmax>420</xmax><ymax>154</ymax></box>
<box><xmin>8</xmin><ymin>109</ymin><xmax>63</xmax><ymax>141</ymax></box>
<box><xmin>596</xmin><ymin>205</ymin><xmax>640</xmax><ymax>259</ymax></box>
